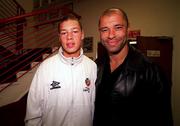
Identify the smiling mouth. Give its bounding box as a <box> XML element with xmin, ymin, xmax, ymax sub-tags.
<box><xmin>107</xmin><ymin>41</ymin><xmax>117</xmax><ymax>46</ymax></box>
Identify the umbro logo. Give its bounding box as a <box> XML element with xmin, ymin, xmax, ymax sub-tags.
<box><xmin>50</xmin><ymin>81</ymin><xmax>61</xmax><ymax>90</ymax></box>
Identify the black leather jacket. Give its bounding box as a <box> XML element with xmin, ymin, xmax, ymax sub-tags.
<box><xmin>93</xmin><ymin>45</ymin><xmax>173</xmax><ymax>126</ymax></box>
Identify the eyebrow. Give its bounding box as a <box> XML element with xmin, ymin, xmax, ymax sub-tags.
<box><xmin>115</xmin><ymin>24</ymin><xmax>124</xmax><ymax>26</ymax></box>
<box><xmin>99</xmin><ymin>23</ymin><xmax>125</xmax><ymax>29</ymax></box>
<box><xmin>99</xmin><ymin>26</ymin><xmax>107</xmax><ymax>29</ymax></box>
<box><xmin>60</xmin><ymin>27</ymin><xmax>80</xmax><ymax>31</ymax></box>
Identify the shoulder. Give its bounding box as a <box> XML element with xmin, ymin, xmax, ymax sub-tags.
<box><xmin>128</xmin><ymin>46</ymin><xmax>165</xmax><ymax>78</ymax></box>
<box><xmin>37</xmin><ymin>54</ymin><xmax>59</xmax><ymax>72</ymax></box>
<box><xmin>126</xmin><ymin>45</ymin><xmax>153</xmax><ymax>71</ymax></box>
<box><xmin>81</xmin><ymin>55</ymin><xmax>97</xmax><ymax>74</ymax></box>
<box><xmin>95</xmin><ymin>49</ymin><xmax>109</xmax><ymax>67</ymax></box>
<box><xmin>83</xmin><ymin>55</ymin><xmax>97</xmax><ymax>66</ymax></box>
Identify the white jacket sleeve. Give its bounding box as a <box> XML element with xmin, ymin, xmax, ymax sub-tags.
<box><xmin>25</xmin><ymin>66</ymin><xmax>44</xmax><ymax>126</ymax></box>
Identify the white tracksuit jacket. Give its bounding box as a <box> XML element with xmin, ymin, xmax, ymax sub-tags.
<box><xmin>25</xmin><ymin>47</ymin><xmax>97</xmax><ymax>126</ymax></box>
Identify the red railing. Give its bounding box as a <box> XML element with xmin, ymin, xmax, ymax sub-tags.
<box><xmin>0</xmin><ymin>2</ymin><xmax>80</xmax><ymax>91</ymax></box>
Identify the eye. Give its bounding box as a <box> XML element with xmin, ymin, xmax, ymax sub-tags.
<box><xmin>115</xmin><ymin>25</ymin><xmax>124</xmax><ymax>31</ymax></box>
<box><xmin>99</xmin><ymin>28</ymin><xmax>109</xmax><ymax>33</ymax></box>
<box><xmin>73</xmin><ymin>30</ymin><xmax>79</xmax><ymax>33</ymax></box>
<box><xmin>60</xmin><ymin>31</ymin><xmax>67</xmax><ymax>35</ymax></box>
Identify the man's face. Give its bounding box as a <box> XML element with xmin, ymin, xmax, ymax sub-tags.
<box><xmin>59</xmin><ymin>19</ymin><xmax>84</xmax><ymax>57</ymax></box>
<box><xmin>99</xmin><ymin>13</ymin><xmax>128</xmax><ymax>54</ymax></box>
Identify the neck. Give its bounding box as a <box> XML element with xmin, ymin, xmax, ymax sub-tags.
<box><xmin>62</xmin><ymin>48</ymin><xmax>81</xmax><ymax>58</ymax></box>
<box><xmin>109</xmin><ymin>44</ymin><xmax>129</xmax><ymax>72</ymax></box>
<box><xmin>63</xmin><ymin>52</ymin><xmax>80</xmax><ymax>58</ymax></box>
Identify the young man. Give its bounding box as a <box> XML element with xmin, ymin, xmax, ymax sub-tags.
<box><xmin>93</xmin><ymin>8</ymin><xmax>173</xmax><ymax>126</ymax></box>
<box><xmin>25</xmin><ymin>14</ymin><xmax>97</xmax><ymax>126</ymax></box>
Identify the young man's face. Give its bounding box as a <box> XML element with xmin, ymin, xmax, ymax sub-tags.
<box><xmin>99</xmin><ymin>12</ymin><xmax>128</xmax><ymax>54</ymax></box>
<box><xmin>59</xmin><ymin>19</ymin><xmax>84</xmax><ymax>57</ymax></box>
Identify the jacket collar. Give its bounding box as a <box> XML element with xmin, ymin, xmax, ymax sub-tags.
<box><xmin>125</xmin><ymin>45</ymin><xmax>151</xmax><ymax>71</ymax></box>
<box><xmin>96</xmin><ymin>44</ymin><xmax>150</xmax><ymax>72</ymax></box>
<box><xmin>58</xmin><ymin>47</ymin><xmax>83</xmax><ymax>66</ymax></box>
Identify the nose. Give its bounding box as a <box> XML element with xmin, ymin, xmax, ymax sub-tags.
<box><xmin>108</xmin><ymin>29</ymin><xmax>115</xmax><ymax>39</ymax></box>
<box><xmin>67</xmin><ymin>32</ymin><xmax>73</xmax><ymax>40</ymax></box>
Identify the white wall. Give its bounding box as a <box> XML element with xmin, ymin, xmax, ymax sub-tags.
<box><xmin>73</xmin><ymin>0</ymin><xmax>180</xmax><ymax>126</ymax></box>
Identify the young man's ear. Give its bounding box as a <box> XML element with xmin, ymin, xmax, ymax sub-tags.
<box><xmin>81</xmin><ymin>30</ymin><xmax>84</xmax><ymax>40</ymax></box>
<box><xmin>58</xmin><ymin>34</ymin><xmax>62</xmax><ymax>44</ymax></box>
<box><xmin>58</xmin><ymin>35</ymin><xmax>60</xmax><ymax>41</ymax></box>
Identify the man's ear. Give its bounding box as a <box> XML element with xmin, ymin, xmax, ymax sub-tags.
<box><xmin>127</xmin><ymin>25</ymin><xmax>130</xmax><ymax>37</ymax></box>
<box><xmin>58</xmin><ymin>35</ymin><xmax>62</xmax><ymax>44</ymax></box>
<box><xmin>81</xmin><ymin>30</ymin><xmax>84</xmax><ymax>40</ymax></box>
